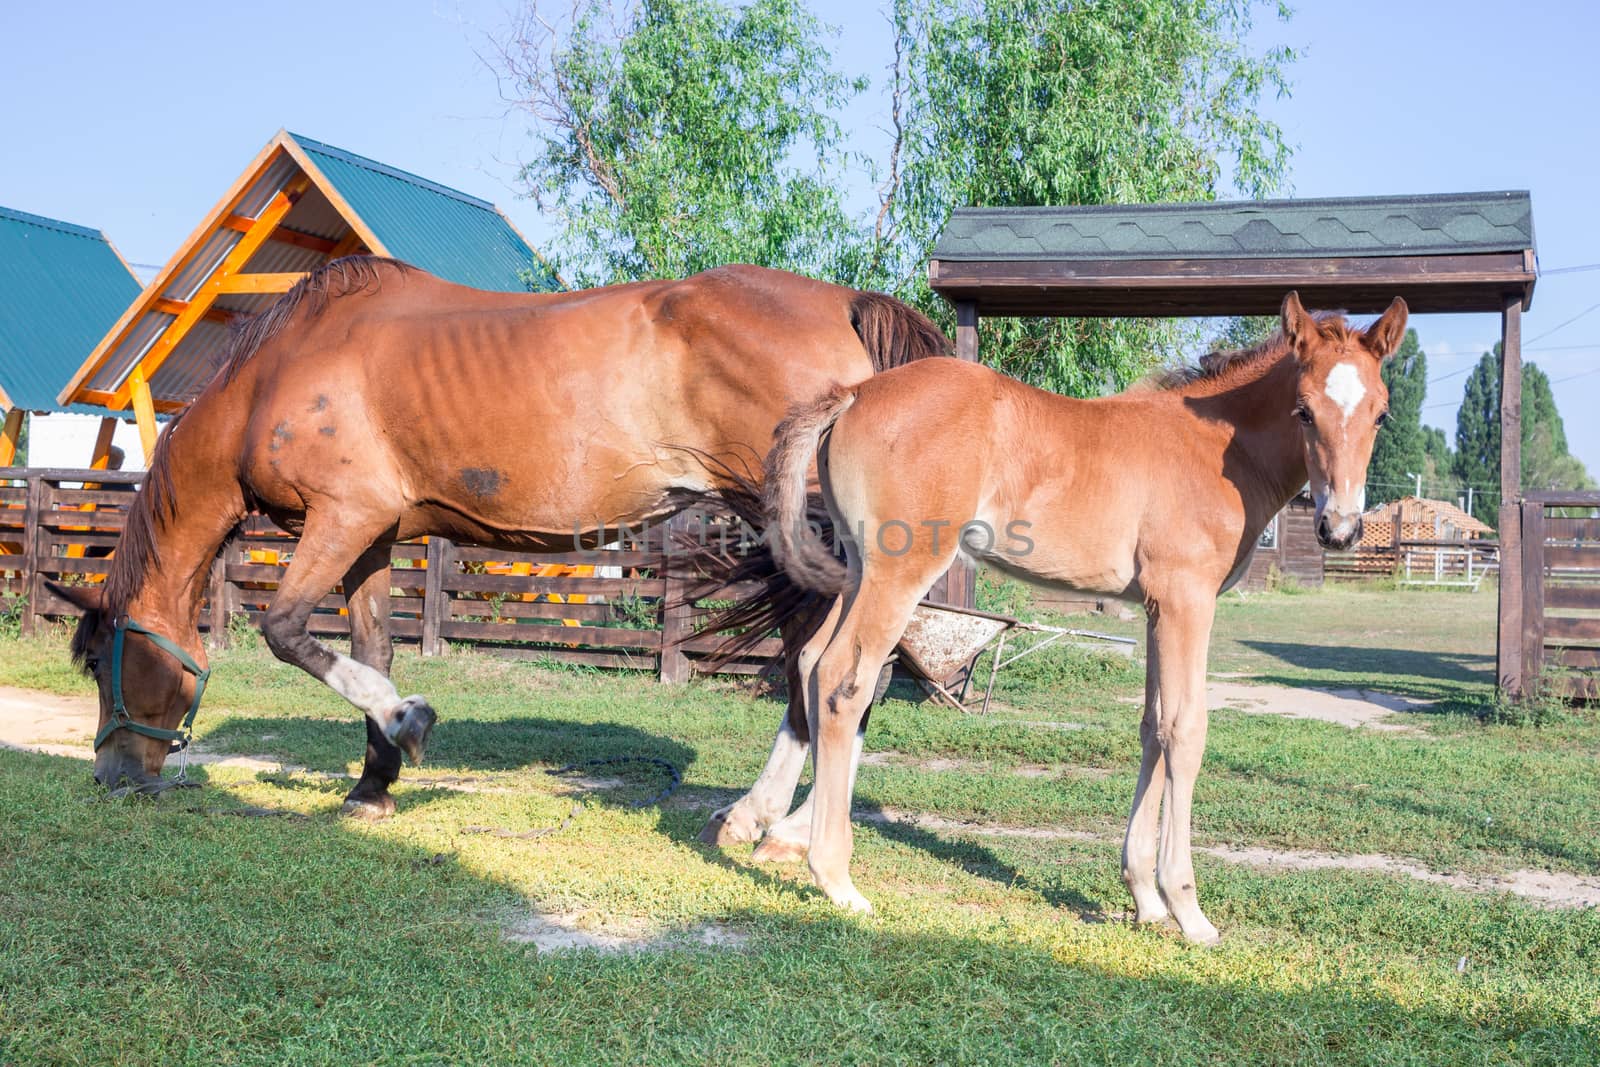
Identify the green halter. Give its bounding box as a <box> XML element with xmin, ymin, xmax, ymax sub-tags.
<box><xmin>94</xmin><ymin>617</ymin><xmax>211</xmax><ymax>759</ymax></box>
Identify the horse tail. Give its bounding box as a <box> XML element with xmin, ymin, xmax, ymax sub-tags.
<box><xmin>764</xmin><ymin>386</ymin><xmax>856</xmax><ymax>596</ymax></box>
<box><xmin>848</xmin><ymin>291</ymin><xmax>953</xmax><ymax>372</ymax></box>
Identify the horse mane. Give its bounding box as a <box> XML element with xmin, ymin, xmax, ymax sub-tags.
<box><xmin>218</xmin><ymin>255</ymin><xmax>413</xmax><ymax>383</ymax></box>
<box><xmin>99</xmin><ymin>408</ymin><xmax>189</xmax><ymax>621</ymax></box>
<box><xmin>1150</xmin><ymin>311</ymin><xmax>1357</xmax><ymax>391</ymax></box>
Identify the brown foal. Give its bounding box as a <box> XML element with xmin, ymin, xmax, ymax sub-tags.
<box><xmin>761</xmin><ymin>292</ymin><xmax>1407</xmax><ymax>942</ymax></box>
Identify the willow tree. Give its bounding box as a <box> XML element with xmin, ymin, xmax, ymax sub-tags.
<box><xmin>496</xmin><ymin>0</ymin><xmax>1296</xmax><ymax>394</ymax></box>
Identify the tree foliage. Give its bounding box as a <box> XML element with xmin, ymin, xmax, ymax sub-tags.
<box><xmin>1366</xmin><ymin>329</ymin><xmax>1427</xmax><ymax>507</ymax></box>
<box><xmin>1453</xmin><ymin>349</ymin><xmax>1594</xmax><ymax>527</ymax></box>
<box><xmin>495</xmin><ymin>0</ymin><xmax>1296</xmax><ymax>395</ymax></box>
<box><xmin>494</xmin><ymin>0</ymin><xmax>868</xmax><ymax>287</ymax></box>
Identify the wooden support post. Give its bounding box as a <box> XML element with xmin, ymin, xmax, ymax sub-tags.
<box><xmin>129</xmin><ymin>367</ymin><xmax>159</xmax><ymax>463</ymax></box>
<box><xmin>207</xmin><ymin>553</ymin><xmax>233</xmax><ymax>650</ymax></box>
<box><xmin>89</xmin><ymin>417</ymin><xmax>117</xmax><ymax>471</ymax></box>
<box><xmin>955</xmin><ymin>300</ymin><xmax>979</xmax><ymax>362</ymax></box>
<box><xmin>421</xmin><ymin>536</ymin><xmax>451</xmax><ymax>656</ymax></box>
<box><xmin>20</xmin><ymin>474</ymin><xmax>41</xmax><ymax>636</ymax></box>
<box><xmin>1496</xmin><ymin>297</ymin><xmax>1524</xmax><ymax>698</ymax></box>
<box><xmin>659</xmin><ymin>514</ymin><xmax>693</xmax><ymax>684</ymax></box>
<box><xmin>0</xmin><ymin>408</ymin><xmax>22</xmax><ymax>467</ymax></box>
<box><xmin>1519</xmin><ymin>500</ymin><xmax>1545</xmax><ymax>694</ymax></box>
<box><xmin>930</xmin><ymin>301</ymin><xmax>980</xmax><ymax>611</ymax></box>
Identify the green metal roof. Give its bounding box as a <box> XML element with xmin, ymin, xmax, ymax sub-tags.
<box><xmin>291</xmin><ymin>134</ymin><xmax>560</xmax><ymax>292</ymax></box>
<box><xmin>933</xmin><ymin>191</ymin><xmax>1536</xmax><ymax>262</ymax></box>
<box><xmin>0</xmin><ymin>206</ymin><xmax>141</xmax><ymax>415</ymax></box>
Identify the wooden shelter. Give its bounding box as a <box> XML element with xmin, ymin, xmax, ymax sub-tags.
<box><xmin>1361</xmin><ymin>496</ymin><xmax>1494</xmax><ymax>546</ymax></box>
<box><xmin>0</xmin><ymin>206</ymin><xmax>143</xmax><ymax>468</ymax></box>
<box><xmin>59</xmin><ymin>131</ymin><xmax>561</xmax><ymax>459</ymax></box>
<box><xmin>928</xmin><ymin>191</ymin><xmax>1540</xmax><ymax>694</ymax></box>
<box><xmin>1243</xmin><ymin>494</ymin><xmax>1323</xmax><ymax>591</ymax></box>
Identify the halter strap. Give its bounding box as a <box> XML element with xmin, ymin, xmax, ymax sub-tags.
<box><xmin>94</xmin><ymin>617</ymin><xmax>212</xmax><ymax>753</ymax></box>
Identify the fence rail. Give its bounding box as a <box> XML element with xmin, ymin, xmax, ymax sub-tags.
<box><xmin>0</xmin><ymin>467</ymin><xmax>781</xmax><ymax>681</ymax></box>
<box><xmin>1512</xmin><ymin>491</ymin><xmax>1600</xmax><ymax>700</ymax></box>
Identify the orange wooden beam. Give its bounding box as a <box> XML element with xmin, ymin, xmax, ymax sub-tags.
<box><xmin>214</xmin><ymin>272</ymin><xmax>305</xmax><ymax>294</ymax></box>
<box><xmin>110</xmin><ymin>175</ymin><xmax>310</xmax><ymax>410</ymax></box>
<box><xmin>269</xmin><ymin>227</ymin><xmax>339</xmax><ymax>255</ymax></box>
<box><xmin>0</xmin><ymin>408</ymin><xmax>22</xmax><ymax>467</ymax></box>
<box><xmin>153</xmin><ymin>297</ymin><xmax>236</xmax><ymax>325</ymax></box>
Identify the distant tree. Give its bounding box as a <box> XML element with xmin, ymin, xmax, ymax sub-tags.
<box><xmin>1366</xmin><ymin>329</ymin><xmax>1427</xmax><ymax>507</ymax></box>
<box><xmin>1421</xmin><ymin>424</ymin><xmax>1452</xmax><ymax>492</ymax></box>
<box><xmin>496</xmin><ymin>0</ymin><xmax>1298</xmax><ymax>396</ymax></box>
<box><xmin>1453</xmin><ymin>350</ymin><xmax>1594</xmax><ymax>527</ymax></box>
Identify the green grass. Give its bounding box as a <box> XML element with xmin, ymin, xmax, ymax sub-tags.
<box><xmin>2</xmin><ymin>584</ymin><xmax>1597</xmax><ymax>1064</ymax></box>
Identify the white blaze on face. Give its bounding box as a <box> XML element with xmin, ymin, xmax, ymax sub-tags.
<box><xmin>1318</xmin><ymin>361</ymin><xmax>1370</xmax><ymax>525</ymax></box>
<box><xmin>1324</xmin><ymin>362</ymin><xmax>1366</xmax><ymax>425</ymax></box>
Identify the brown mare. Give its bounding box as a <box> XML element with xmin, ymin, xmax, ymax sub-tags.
<box><xmin>56</xmin><ymin>257</ymin><xmax>949</xmax><ymax>816</ymax></box>
<box><xmin>756</xmin><ymin>292</ymin><xmax>1407</xmax><ymax>943</ymax></box>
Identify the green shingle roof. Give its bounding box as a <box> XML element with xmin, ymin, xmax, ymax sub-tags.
<box><xmin>0</xmin><ymin>206</ymin><xmax>141</xmax><ymax>415</ymax></box>
<box><xmin>933</xmin><ymin>191</ymin><xmax>1535</xmax><ymax>262</ymax></box>
<box><xmin>292</xmin><ymin>134</ymin><xmax>560</xmax><ymax>292</ymax></box>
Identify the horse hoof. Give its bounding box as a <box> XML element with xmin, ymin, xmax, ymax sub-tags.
<box><xmin>700</xmin><ymin>804</ymin><xmax>763</xmax><ymax>845</ymax></box>
<box><xmin>751</xmin><ymin>835</ymin><xmax>807</xmax><ymax>864</ymax></box>
<box><xmin>341</xmin><ymin>793</ymin><xmax>396</xmax><ymax>820</ymax></box>
<box><xmin>389</xmin><ymin>696</ymin><xmax>437</xmax><ymax>767</ymax></box>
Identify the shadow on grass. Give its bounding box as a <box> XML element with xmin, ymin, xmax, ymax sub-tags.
<box><xmin>2</xmin><ymin>745</ymin><xmax>1594</xmax><ymax>1065</ymax></box>
<box><xmin>1239</xmin><ymin>638</ymin><xmax>1493</xmax><ymax>692</ymax></box>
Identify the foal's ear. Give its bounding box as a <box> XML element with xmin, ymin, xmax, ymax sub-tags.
<box><xmin>1280</xmin><ymin>291</ymin><xmax>1314</xmax><ymax>350</ymax></box>
<box><xmin>1361</xmin><ymin>297</ymin><xmax>1409</xmax><ymax>361</ymax></box>
<box><xmin>45</xmin><ymin>580</ymin><xmax>106</xmax><ymax>616</ymax></box>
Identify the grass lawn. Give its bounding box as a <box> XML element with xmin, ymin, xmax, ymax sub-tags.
<box><xmin>1</xmin><ymin>583</ymin><xmax>1597</xmax><ymax>1064</ymax></box>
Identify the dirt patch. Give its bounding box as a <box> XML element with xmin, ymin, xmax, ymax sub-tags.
<box><xmin>500</xmin><ymin>909</ymin><xmax>747</xmax><ymax>953</ymax></box>
<box><xmin>861</xmin><ymin>751</ymin><xmax>1113</xmax><ymax>781</ymax></box>
<box><xmin>1206</xmin><ymin>681</ymin><xmax>1433</xmax><ymax>733</ymax></box>
<box><xmin>1200</xmin><ymin>845</ymin><xmax>1600</xmax><ymax>909</ymax></box>
<box><xmin>0</xmin><ymin>685</ymin><xmax>98</xmax><ymax>756</ymax></box>
<box><xmin>864</xmin><ymin>808</ymin><xmax>1101</xmax><ymax>843</ymax></box>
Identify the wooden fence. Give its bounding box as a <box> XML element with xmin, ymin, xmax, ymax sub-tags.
<box><xmin>1508</xmin><ymin>492</ymin><xmax>1600</xmax><ymax>699</ymax></box>
<box><xmin>1</xmin><ymin>467</ymin><xmax>781</xmax><ymax>681</ymax></box>
<box><xmin>1324</xmin><ymin>539</ymin><xmax>1499</xmax><ymax>584</ymax></box>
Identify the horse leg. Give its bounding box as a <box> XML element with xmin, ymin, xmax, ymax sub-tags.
<box><xmin>751</xmin><ymin>703</ymin><xmax>871</xmax><ymax>865</ymax></box>
<box><xmin>339</xmin><ymin>542</ymin><xmax>405</xmax><ymax>820</ymax></box>
<box><xmin>805</xmin><ymin>578</ymin><xmax>920</xmax><ymax>912</ymax></box>
<box><xmin>1121</xmin><ymin>616</ymin><xmax>1169</xmax><ymax>923</ymax></box>
<box><xmin>260</xmin><ymin>514</ymin><xmax>438</xmax><ymax>769</ymax></box>
<box><xmin>698</xmin><ymin>601</ymin><xmax>839</xmax><ymax>845</ymax></box>
<box><xmin>1149</xmin><ymin>586</ymin><xmax>1220</xmax><ymax>944</ymax></box>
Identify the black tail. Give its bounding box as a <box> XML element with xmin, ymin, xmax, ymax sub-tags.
<box><xmin>662</xmin><ymin>291</ymin><xmax>948</xmax><ymax>670</ymax></box>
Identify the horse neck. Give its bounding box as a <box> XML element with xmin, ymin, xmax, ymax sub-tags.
<box><xmin>1182</xmin><ymin>355</ymin><xmax>1309</xmax><ymax>522</ymax></box>
<box><xmin>119</xmin><ymin>396</ymin><xmax>247</xmax><ymax>646</ymax></box>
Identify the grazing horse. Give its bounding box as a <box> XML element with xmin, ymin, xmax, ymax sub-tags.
<box><xmin>56</xmin><ymin>257</ymin><xmax>949</xmax><ymax>811</ymax></box>
<box><xmin>758</xmin><ymin>291</ymin><xmax>1406</xmax><ymax>943</ymax></box>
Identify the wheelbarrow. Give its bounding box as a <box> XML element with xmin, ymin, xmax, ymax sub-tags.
<box><xmin>894</xmin><ymin>600</ymin><xmax>1136</xmax><ymax>714</ymax></box>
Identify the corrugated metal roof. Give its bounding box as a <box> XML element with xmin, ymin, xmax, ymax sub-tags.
<box><xmin>0</xmin><ymin>206</ymin><xmax>141</xmax><ymax>415</ymax></box>
<box><xmin>291</xmin><ymin>133</ymin><xmax>560</xmax><ymax>292</ymax></box>
<box><xmin>933</xmin><ymin>191</ymin><xmax>1536</xmax><ymax>262</ymax></box>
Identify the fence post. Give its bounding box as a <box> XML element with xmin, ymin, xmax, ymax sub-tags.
<box><xmin>207</xmin><ymin>549</ymin><xmax>233</xmax><ymax>650</ymax></box>
<box><xmin>421</xmin><ymin>536</ymin><xmax>451</xmax><ymax>656</ymax></box>
<box><xmin>20</xmin><ymin>474</ymin><xmax>42</xmax><ymax>636</ymax></box>
<box><xmin>659</xmin><ymin>514</ymin><xmax>692</xmax><ymax>684</ymax></box>
<box><xmin>1519</xmin><ymin>501</ymin><xmax>1546</xmax><ymax>697</ymax></box>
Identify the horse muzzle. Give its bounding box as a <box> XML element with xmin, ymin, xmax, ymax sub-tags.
<box><xmin>1315</xmin><ymin>510</ymin><xmax>1363</xmax><ymax>551</ymax></box>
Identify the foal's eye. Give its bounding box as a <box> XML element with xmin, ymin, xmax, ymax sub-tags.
<box><xmin>1293</xmin><ymin>406</ymin><xmax>1314</xmax><ymax>426</ymax></box>
<box><xmin>1376</xmin><ymin>410</ymin><xmax>1391</xmax><ymax>427</ymax></box>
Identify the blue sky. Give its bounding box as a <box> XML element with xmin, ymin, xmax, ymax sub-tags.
<box><xmin>3</xmin><ymin>1</ymin><xmax>1595</xmax><ymax>492</ymax></box>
